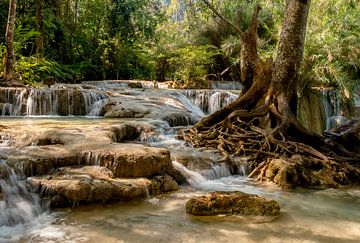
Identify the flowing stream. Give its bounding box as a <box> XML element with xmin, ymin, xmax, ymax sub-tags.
<box><xmin>0</xmin><ymin>118</ymin><xmax>359</xmax><ymax>242</ymax></box>
<box><xmin>0</xmin><ymin>82</ymin><xmax>359</xmax><ymax>242</ymax></box>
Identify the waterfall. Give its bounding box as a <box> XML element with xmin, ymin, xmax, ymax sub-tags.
<box><xmin>321</xmin><ymin>89</ymin><xmax>347</xmax><ymax>130</ymax></box>
<box><xmin>82</xmin><ymin>90</ymin><xmax>108</xmax><ymax>115</ymax></box>
<box><xmin>182</xmin><ymin>90</ymin><xmax>238</xmax><ymax>114</ymax></box>
<box><xmin>0</xmin><ymin>87</ymin><xmax>108</xmax><ymax>117</ymax></box>
<box><xmin>0</xmin><ymin>160</ymin><xmax>45</xmax><ymax>227</ymax></box>
<box><xmin>0</xmin><ymin>88</ymin><xmax>27</xmax><ymax>116</ymax></box>
<box><xmin>26</xmin><ymin>89</ymin><xmax>59</xmax><ymax>116</ymax></box>
<box><xmin>208</xmin><ymin>91</ymin><xmax>237</xmax><ymax>114</ymax></box>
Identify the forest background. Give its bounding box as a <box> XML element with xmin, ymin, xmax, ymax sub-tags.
<box><xmin>0</xmin><ymin>0</ymin><xmax>358</xmax><ymax>105</ymax></box>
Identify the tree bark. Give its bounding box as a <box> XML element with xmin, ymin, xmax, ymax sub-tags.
<box><xmin>4</xmin><ymin>0</ymin><xmax>17</xmax><ymax>82</ymax></box>
<box><xmin>36</xmin><ymin>0</ymin><xmax>44</xmax><ymax>58</ymax></box>
<box><xmin>268</xmin><ymin>0</ymin><xmax>311</xmax><ymax>119</ymax></box>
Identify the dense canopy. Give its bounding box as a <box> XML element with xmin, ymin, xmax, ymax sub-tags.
<box><xmin>0</xmin><ymin>1</ymin><xmax>358</xmax><ymax>95</ymax></box>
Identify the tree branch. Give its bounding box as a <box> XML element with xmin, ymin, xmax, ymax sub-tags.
<box><xmin>201</xmin><ymin>0</ymin><xmax>244</xmax><ymax>37</ymax></box>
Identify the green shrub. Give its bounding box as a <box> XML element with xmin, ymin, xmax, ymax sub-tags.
<box><xmin>170</xmin><ymin>45</ymin><xmax>218</xmax><ymax>87</ymax></box>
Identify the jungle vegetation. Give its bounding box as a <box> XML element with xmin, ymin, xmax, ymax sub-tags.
<box><xmin>0</xmin><ymin>1</ymin><xmax>358</xmax><ymax>92</ymax></box>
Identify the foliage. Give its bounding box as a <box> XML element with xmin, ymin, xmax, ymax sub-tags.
<box><xmin>15</xmin><ymin>56</ymin><xmax>78</xmax><ymax>85</ymax></box>
<box><xmin>303</xmin><ymin>0</ymin><xmax>360</xmax><ymax>96</ymax></box>
<box><xmin>0</xmin><ymin>0</ymin><xmax>358</xmax><ymax>96</ymax></box>
<box><xmin>171</xmin><ymin>45</ymin><xmax>218</xmax><ymax>86</ymax></box>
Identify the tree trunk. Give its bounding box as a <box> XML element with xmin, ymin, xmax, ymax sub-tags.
<box><xmin>36</xmin><ymin>0</ymin><xmax>44</xmax><ymax>58</ymax></box>
<box><xmin>194</xmin><ymin>0</ymin><xmax>312</xmax><ymax>133</ymax></box>
<box><xmin>4</xmin><ymin>0</ymin><xmax>17</xmax><ymax>82</ymax></box>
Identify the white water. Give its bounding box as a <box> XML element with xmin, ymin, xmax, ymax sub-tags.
<box><xmin>182</xmin><ymin>89</ymin><xmax>238</xmax><ymax>114</ymax></box>
<box><xmin>321</xmin><ymin>89</ymin><xmax>348</xmax><ymax>130</ymax></box>
<box><xmin>0</xmin><ymin>160</ymin><xmax>45</xmax><ymax>228</ymax></box>
<box><xmin>0</xmin><ymin>86</ymin><xmax>108</xmax><ymax>116</ymax></box>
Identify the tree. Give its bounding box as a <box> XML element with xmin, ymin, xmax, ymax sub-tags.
<box><xmin>182</xmin><ymin>0</ymin><xmax>360</xmax><ymax>188</ymax></box>
<box><xmin>3</xmin><ymin>0</ymin><xmax>17</xmax><ymax>82</ymax></box>
<box><xmin>35</xmin><ymin>0</ymin><xmax>44</xmax><ymax>58</ymax></box>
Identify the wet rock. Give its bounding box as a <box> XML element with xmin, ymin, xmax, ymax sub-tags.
<box><xmin>79</xmin><ymin>144</ymin><xmax>173</xmax><ymax>178</ymax></box>
<box><xmin>27</xmin><ymin>166</ymin><xmax>178</xmax><ymax>207</ymax></box>
<box><xmin>161</xmin><ymin>112</ymin><xmax>190</xmax><ymax>126</ymax></box>
<box><xmin>149</xmin><ymin>174</ymin><xmax>179</xmax><ymax>195</ymax></box>
<box><xmin>258</xmin><ymin>155</ymin><xmax>360</xmax><ymax>189</ymax></box>
<box><xmin>99</xmin><ymin>91</ymin><xmax>203</xmax><ymax>125</ymax></box>
<box><xmin>102</xmin><ymin>98</ymin><xmax>151</xmax><ymax>118</ymax></box>
<box><xmin>128</xmin><ymin>82</ymin><xmax>143</xmax><ymax>89</ymax></box>
<box><xmin>110</xmin><ymin>123</ymin><xmax>155</xmax><ymax>142</ymax></box>
<box><xmin>186</xmin><ymin>191</ymin><xmax>280</xmax><ymax>217</ymax></box>
<box><xmin>330</xmin><ymin>119</ymin><xmax>360</xmax><ymax>154</ymax></box>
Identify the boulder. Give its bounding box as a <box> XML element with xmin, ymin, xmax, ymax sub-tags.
<box><xmin>186</xmin><ymin>191</ymin><xmax>280</xmax><ymax>218</ymax></box>
<box><xmin>330</xmin><ymin>119</ymin><xmax>360</xmax><ymax>154</ymax></box>
<box><xmin>149</xmin><ymin>174</ymin><xmax>179</xmax><ymax>195</ymax></box>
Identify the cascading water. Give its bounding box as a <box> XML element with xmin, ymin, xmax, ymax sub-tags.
<box><xmin>0</xmin><ymin>88</ymin><xmax>27</xmax><ymax>116</ymax></box>
<box><xmin>0</xmin><ymin>160</ymin><xmax>45</xmax><ymax>227</ymax></box>
<box><xmin>82</xmin><ymin>90</ymin><xmax>108</xmax><ymax>116</ymax></box>
<box><xmin>321</xmin><ymin>89</ymin><xmax>347</xmax><ymax>130</ymax></box>
<box><xmin>172</xmin><ymin>161</ymin><xmax>251</xmax><ymax>192</ymax></box>
<box><xmin>0</xmin><ymin>86</ymin><xmax>108</xmax><ymax>117</ymax></box>
<box><xmin>182</xmin><ymin>90</ymin><xmax>238</xmax><ymax>114</ymax></box>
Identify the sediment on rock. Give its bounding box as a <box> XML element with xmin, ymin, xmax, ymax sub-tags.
<box><xmin>186</xmin><ymin>191</ymin><xmax>280</xmax><ymax>218</ymax></box>
<box><xmin>27</xmin><ymin>166</ymin><xmax>179</xmax><ymax>207</ymax></box>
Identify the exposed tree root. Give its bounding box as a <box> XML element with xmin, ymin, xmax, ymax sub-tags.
<box><xmin>180</xmin><ymin>113</ymin><xmax>360</xmax><ymax>189</ymax></box>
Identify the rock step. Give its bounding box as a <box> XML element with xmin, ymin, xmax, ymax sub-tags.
<box><xmin>27</xmin><ymin>166</ymin><xmax>179</xmax><ymax>207</ymax></box>
<box><xmin>7</xmin><ymin>143</ymin><xmax>180</xmax><ymax>180</ymax></box>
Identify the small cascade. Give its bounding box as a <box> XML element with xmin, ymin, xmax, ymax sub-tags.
<box><xmin>0</xmin><ymin>88</ymin><xmax>27</xmax><ymax>116</ymax></box>
<box><xmin>182</xmin><ymin>90</ymin><xmax>238</xmax><ymax>114</ymax></box>
<box><xmin>199</xmin><ymin>163</ymin><xmax>232</xmax><ymax>180</ymax></box>
<box><xmin>172</xmin><ymin>160</ymin><xmax>250</xmax><ymax>192</ymax></box>
<box><xmin>172</xmin><ymin>161</ymin><xmax>208</xmax><ymax>187</ymax></box>
<box><xmin>0</xmin><ymin>86</ymin><xmax>108</xmax><ymax>117</ymax></box>
<box><xmin>82</xmin><ymin>90</ymin><xmax>108</xmax><ymax>116</ymax></box>
<box><xmin>165</xmin><ymin>91</ymin><xmax>205</xmax><ymax>119</ymax></box>
<box><xmin>26</xmin><ymin>89</ymin><xmax>59</xmax><ymax>116</ymax></box>
<box><xmin>88</xmin><ymin>100</ymin><xmax>106</xmax><ymax>117</ymax></box>
<box><xmin>0</xmin><ymin>160</ymin><xmax>45</xmax><ymax>227</ymax></box>
<box><xmin>208</xmin><ymin>91</ymin><xmax>237</xmax><ymax>114</ymax></box>
<box><xmin>80</xmin><ymin>151</ymin><xmax>102</xmax><ymax>166</ymax></box>
<box><xmin>321</xmin><ymin>89</ymin><xmax>347</xmax><ymax>130</ymax></box>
